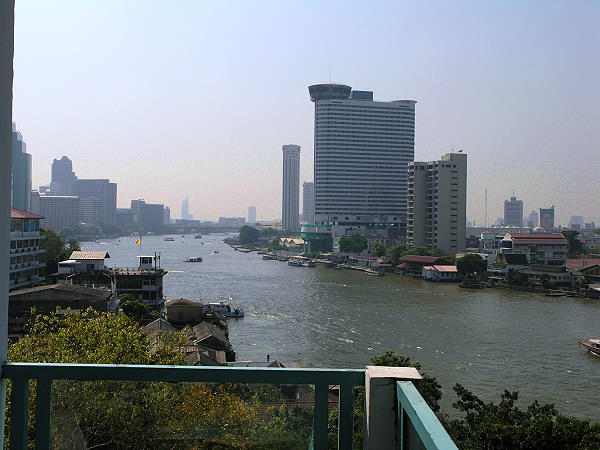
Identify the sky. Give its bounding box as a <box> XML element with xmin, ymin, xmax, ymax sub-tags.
<box><xmin>12</xmin><ymin>0</ymin><xmax>600</xmax><ymax>225</ymax></box>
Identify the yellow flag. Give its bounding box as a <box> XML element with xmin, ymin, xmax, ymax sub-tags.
<box><xmin>135</xmin><ymin>239</ymin><xmax>142</xmax><ymax>245</ymax></box>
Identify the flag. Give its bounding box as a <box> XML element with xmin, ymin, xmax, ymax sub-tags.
<box><xmin>135</xmin><ymin>239</ymin><xmax>142</xmax><ymax>246</ymax></box>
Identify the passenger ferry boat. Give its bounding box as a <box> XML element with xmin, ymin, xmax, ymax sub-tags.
<box><xmin>578</xmin><ymin>338</ymin><xmax>600</xmax><ymax>356</ymax></box>
<box><xmin>288</xmin><ymin>256</ymin><xmax>316</xmax><ymax>267</ymax></box>
<box><xmin>202</xmin><ymin>298</ymin><xmax>244</xmax><ymax>318</ymax></box>
<box><xmin>185</xmin><ymin>256</ymin><xmax>202</xmax><ymax>262</ymax></box>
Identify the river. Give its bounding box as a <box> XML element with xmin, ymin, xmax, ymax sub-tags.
<box><xmin>82</xmin><ymin>234</ymin><xmax>600</xmax><ymax>420</ymax></box>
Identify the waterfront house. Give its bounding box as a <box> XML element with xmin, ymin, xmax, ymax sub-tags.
<box><xmin>60</xmin><ymin>250</ymin><xmax>110</xmax><ymax>274</ymax></box>
<box><xmin>500</xmin><ymin>232</ymin><xmax>568</xmax><ymax>269</ymax></box>
<box><xmin>422</xmin><ymin>265</ymin><xmax>460</xmax><ymax>282</ymax></box>
<box><xmin>397</xmin><ymin>255</ymin><xmax>449</xmax><ymax>276</ymax></box>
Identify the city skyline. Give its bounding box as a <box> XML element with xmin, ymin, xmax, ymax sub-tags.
<box><xmin>12</xmin><ymin>1</ymin><xmax>599</xmax><ymax>224</ymax></box>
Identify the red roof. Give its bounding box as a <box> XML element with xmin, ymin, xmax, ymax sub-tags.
<box><xmin>567</xmin><ymin>259</ymin><xmax>600</xmax><ymax>267</ymax></box>
<box><xmin>432</xmin><ymin>265</ymin><xmax>458</xmax><ymax>272</ymax></box>
<box><xmin>10</xmin><ymin>208</ymin><xmax>43</xmax><ymax>219</ymax></box>
<box><xmin>508</xmin><ymin>233</ymin><xmax>566</xmax><ymax>240</ymax></box>
<box><xmin>399</xmin><ymin>255</ymin><xmax>442</xmax><ymax>264</ymax></box>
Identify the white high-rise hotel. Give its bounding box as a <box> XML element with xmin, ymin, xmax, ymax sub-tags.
<box><xmin>308</xmin><ymin>84</ymin><xmax>415</xmax><ymax>239</ymax></box>
<box><xmin>282</xmin><ymin>144</ymin><xmax>300</xmax><ymax>232</ymax></box>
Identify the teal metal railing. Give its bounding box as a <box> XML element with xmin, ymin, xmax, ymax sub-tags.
<box><xmin>2</xmin><ymin>363</ymin><xmax>458</xmax><ymax>450</ymax></box>
<box><xmin>2</xmin><ymin>362</ymin><xmax>363</xmax><ymax>450</ymax></box>
<box><xmin>396</xmin><ymin>381</ymin><xmax>458</xmax><ymax>450</ymax></box>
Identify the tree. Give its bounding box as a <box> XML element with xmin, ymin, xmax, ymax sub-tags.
<box><xmin>119</xmin><ymin>294</ymin><xmax>159</xmax><ymax>323</ymax></box>
<box><xmin>239</xmin><ymin>225</ymin><xmax>260</xmax><ymax>244</ymax></box>
<box><xmin>456</xmin><ymin>254</ymin><xmax>487</xmax><ymax>279</ymax></box>
<box><xmin>447</xmin><ymin>384</ymin><xmax>600</xmax><ymax>449</ymax></box>
<box><xmin>39</xmin><ymin>229</ymin><xmax>81</xmax><ymax>275</ymax></box>
<box><xmin>373</xmin><ymin>242</ymin><xmax>386</xmax><ymax>257</ymax></box>
<box><xmin>562</xmin><ymin>230</ymin><xmax>586</xmax><ymax>257</ymax></box>
<box><xmin>338</xmin><ymin>234</ymin><xmax>368</xmax><ymax>254</ymax></box>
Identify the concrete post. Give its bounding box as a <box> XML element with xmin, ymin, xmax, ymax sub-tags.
<box><xmin>363</xmin><ymin>366</ymin><xmax>423</xmax><ymax>450</ymax></box>
<box><xmin>0</xmin><ymin>0</ymin><xmax>15</xmax><ymax>446</ymax></box>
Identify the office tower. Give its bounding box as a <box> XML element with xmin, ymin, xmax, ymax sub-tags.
<box><xmin>302</xmin><ymin>182</ymin><xmax>315</xmax><ymax>225</ymax></box>
<box><xmin>308</xmin><ymin>83</ymin><xmax>415</xmax><ymax>239</ymax></box>
<box><xmin>51</xmin><ymin>156</ymin><xmax>77</xmax><ymax>195</ymax></box>
<box><xmin>569</xmin><ymin>215</ymin><xmax>584</xmax><ymax>229</ymax></box>
<box><xmin>282</xmin><ymin>144</ymin><xmax>300</xmax><ymax>232</ymax></box>
<box><xmin>527</xmin><ymin>210</ymin><xmax>538</xmax><ymax>228</ymax></box>
<box><xmin>503</xmin><ymin>195</ymin><xmax>523</xmax><ymax>226</ymax></box>
<box><xmin>247</xmin><ymin>206</ymin><xmax>256</xmax><ymax>225</ymax></box>
<box><xmin>539</xmin><ymin>206</ymin><xmax>555</xmax><ymax>231</ymax></box>
<box><xmin>74</xmin><ymin>179</ymin><xmax>117</xmax><ymax>225</ymax></box>
<box><xmin>38</xmin><ymin>195</ymin><xmax>80</xmax><ymax>231</ymax></box>
<box><xmin>164</xmin><ymin>206</ymin><xmax>171</xmax><ymax>225</ymax></box>
<box><xmin>181</xmin><ymin>196</ymin><xmax>193</xmax><ymax>220</ymax></box>
<box><xmin>11</xmin><ymin>124</ymin><xmax>32</xmax><ymax>211</ymax></box>
<box><xmin>79</xmin><ymin>197</ymin><xmax>104</xmax><ymax>225</ymax></box>
<box><xmin>131</xmin><ymin>199</ymin><xmax>166</xmax><ymax>231</ymax></box>
<box><xmin>407</xmin><ymin>153</ymin><xmax>468</xmax><ymax>254</ymax></box>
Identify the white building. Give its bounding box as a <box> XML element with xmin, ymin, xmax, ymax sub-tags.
<box><xmin>247</xmin><ymin>206</ymin><xmax>256</xmax><ymax>225</ymax></box>
<box><xmin>500</xmin><ymin>232</ymin><xmax>568</xmax><ymax>268</ymax></box>
<box><xmin>503</xmin><ymin>195</ymin><xmax>523</xmax><ymax>227</ymax></box>
<box><xmin>282</xmin><ymin>144</ymin><xmax>300</xmax><ymax>232</ymax></box>
<box><xmin>37</xmin><ymin>195</ymin><xmax>80</xmax><ymax>231</ymax></box>
<box><xmin>407</xmin><ymin>153</ymin><xmax>468</xmax><ymax>254</ymax></box>
<box><xmin>302</xmin><ymin>182</ymin><xmax>315</xmax><ymax>225</ymax></box>
<box><xmin>309</xmin><ymin>84</ymin><xmax>415</xmax><ymax>240</ymax></box>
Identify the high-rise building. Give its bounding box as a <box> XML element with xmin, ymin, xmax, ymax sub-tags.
<box><xmin>131</xmin><ymin>199</ymin><xmax>166</xmax><ymax>231</ymax></box>
<box><xmin>164</xmin><ymin>206</ymin><xmax>171</xmax><ymax>225</ymax></box>
<box><xmin>539</xmin><ymin>206</ymin><xmax>555</xmax><ymax>231</ymax></box>
<box><xmin>407</xmin><ymin>153</ymin><xmax>468</xmax><ymax>254</ymax></box>
<box><xmin>302</xmin><ymin>182</ymin><xmax>315</xmax><ymax>225</ymax></box>
<box><xmin>247</xmin><ymin>206</ymin><xmax>256</xmax><ymax>225</ymax></box>
<box><xmin>527</xmin><ymin>210</ymin><xmax>538</xmax><ymax>228</ymax></box>
<box><xmin>181</xmin><ymin>196</ymin><xmax>193</xmax><ymax>220</ymax></box>
<box><xmin>38</xmin><ymin>195</ymin><xmax>80</xmax><ymax>231</ymax></box>
<box><xmin>11</xmin><ymin>124</ymin><xmax>32</xmax><ymax>211</ymax></box>
<box><xmin>308</xmin><ymin>83</ymin><xmax>415</xmax><ymax>239</ymax></box>
<box><xmin>79</xmin><ymin>197</ymin><xmax>104</xmax><ymax>225</ymax></box>
<box><xmin>503</xmin><ymin>195</ymin><xmax>523</xmax><ymax>227</ymax></box>
<box><xmin>50</xmin><ymin>156</ymin><xmax>77</xmax><ymax>195</ymax></box>
<box><xmin>74</xmin><ymin>179</ymin><xmax>117</xmax><ymax>225</ymax></box>
<box><xmin>282</xmin><ymin>144</ymin><xmax>300</xmax><ymax>232</ymax></box>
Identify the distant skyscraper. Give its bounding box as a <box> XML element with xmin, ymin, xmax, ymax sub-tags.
<box><xmin>38</xmin><ymin>195</ymin><xmax>80</xmax><ymax>231</ymax></box>
<box><xmin>527</xmin><ymin>210</ymin><xmax>538</xmax><ymax>228</ymax></box>
<box><xmin>164</xmin><ymin>206</ymin><xmax>171</xmax><ymax>225</ymax></box>
<box><xmin>74</xmin><ymin>179</ymin><xmax>117</xmax><ymax>225</ymax></box>
<box><xmin>503</xmin><ymin>195</ymin><xmax>523</xmax><ymax>226</ymax></box>
<box><xmin>282</xmin><ymin>144</ymin><xmax>300</xmax><ymax>232</ymax></box>
<box><xmin>309</xmin><ymin>83</ymin><xmax>415</xmax><ymax>237</ymax></box>
<box><xmin>302</xmin><ymin>182</ymin><xmax>315</xmax><ymax>225</ymax></box>
<box><xmin>11</xmin><ymin>124</ymin><xmax>32</xmax><ymax>211</ymax></box>
<box><xmin>181</xmin><ymin>196</ymin><xmax>193</xmax><ymax>220</ymax></box>
<box><xmin>51</xmin><ymin>156</ymin><xmax>77</xmax><ymax>195</ymax></box>
<box><xmin>539</xmin><ymin>206</ymin><xmax>555</xmax><ymax>231</ymax></box>
<box><xmin>407</xmin><ymin>153</ymin><xmax>467</xmax><ymax>254</ymax></box>
<box><xmin>247</xmin><ymin>206</ymin><xmax>256</xmax><ymax>225</ymax></box>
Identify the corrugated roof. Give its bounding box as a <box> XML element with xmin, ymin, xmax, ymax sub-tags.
<box><xmin>70</xmin><ymin>251</ymin><xmax>110</xmax><ymax>260</ymax></box>
<box><xmin>398</xmin><ymin>255</ymin><xmax>442</xmax><ymax>264</ymax></box>
<box><xmin>432</xmin><ymin>265</ymin><xmax>458</xmax><ymax>272</ymax></box>
<box><xmin>508</xmin><ymin>233</ymin><xmax>566</xmax><ymax>240</ymax></box>
<box><xmin>9</xmin><ymin>283</ymin><xmax>112</xmax><ymax>299</ymax></box>
<box><xmin>11</xmin><ymin>208</ymin><xmax>43</xmax><ymax>219</ymax></box>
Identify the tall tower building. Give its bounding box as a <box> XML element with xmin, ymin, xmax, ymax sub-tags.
<box><xmin>74</xmin><ymin>179</ymin><xmax>117</xmax><ymax>225</ymax></box>
<box><xmin>282</xmin><ymin>144</ymin><xmax>300</xmax><ymax>232</ymax></box>
<box><xmin>302</xmin><ymin>182</ymin><xmax>315</xmax><ymax>225</ymax></box>
<box><xmin>539</xmin><ymin>206</ymin><xmax>555</xmax><ymax>231</ymax></box>
<box><xmin>503</xmin><ymin>194</ymin><xmax>523</xmax><ymax>226</ymax></box>
<box><xmin>181</xmin><ymin>196</ymin><xmax>193</xmax><ymax>220</ymax></box>
<box><xmin>527</xmin><ymin>210</ymin><xmax>538</xmax><ymax>228</ymax></box>
<box><xmin>309</xmin><ymin>83</ymin><xmax>415</xmax><ymax>240</ymax></box>
<box><xmin>51</xmin><ymin>156</ymin><xmax>77</xmax><ymax>195</ymax></box>
<box><xmin>407</xmin><ymin>153</ymin><xmax>467</xmax><ymax>254</ymax></box>
<box><xmin>247</xmin><ymin>206</ymin><xmax>256</xmax><ymax>225</ymax></box>
<box><xmin>11</xmin><ymin>124</ymin><xmax>32</xmax><ymax>211</ymax></box>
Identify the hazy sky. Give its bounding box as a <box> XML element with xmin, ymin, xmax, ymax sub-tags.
<box><xmin>12</xmin><ymin>1</ymin><xmax>600</xmax><ymax>225</ymax></box>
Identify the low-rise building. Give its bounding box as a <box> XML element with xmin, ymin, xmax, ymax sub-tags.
<box><xmin>500</xmin><ymin>233</ymin><xmax>568</xmax><ymax>269</ymax></box>
<box><xmin>422</xmin><ymin>265</ymin><xmax>460</xmax><ymax>282</ymax></box>
<box><xmin>9</xmin><ymin>208</ymin><xmax>44</xmax><ymax>290</ymax></box>
<box><xmin>397</xmin><ymin>255</ymin><xmax>449</xmax><ymax>276</ymax></box>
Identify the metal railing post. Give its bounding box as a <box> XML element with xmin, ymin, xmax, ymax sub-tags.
<box><xmin>0</xmin><ymin>1</ymin><xmax>15</xmax><ymax>448</ymax></box>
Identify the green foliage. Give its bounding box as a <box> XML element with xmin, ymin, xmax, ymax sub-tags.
<box><xmin>386</xmin><ymin>244</ymin><xmax>445</xmax><ymax>265</ymax></box>
<box><xmin>119</xmin><ymin>293</ymin><xmax>159</xmax><ymax>323</ymax></box>
<box><xmin>447</xmin><ymin>384</ymin><xmax>600</xmax><ymax>449</ymax></box>
<box><xmin>373</xmin><ymin>242</ymin><xmax>386</xmax><ymax>257</ymax></box>
<box><xmin>239</xmin><ymin>225</ymin><xmax>260</xmax><ymax>244</ymax></box>
<box><xmin>456</xmin><ymin>254</ymin><xmax>487</xmax><ymax>278</ymax></box>
<box><xmin>39</xmin><ymin>229</ymin><xmax>81</xmax><ymax>275</ymax></box>
<box><xmin>338</xmin><ymin>234</ymin><xmax>368</xmax><ymax>253</ymax></box>
<box><xmin>562</xmin><ymin>230</ymin><xmax>587</xmax><ymax>257</ymax></box>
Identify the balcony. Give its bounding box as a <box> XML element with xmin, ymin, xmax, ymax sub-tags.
<box><xmin>2</xmin><ymin>363</ymin><xmax>457</xmax><ymax>450</ymax></box>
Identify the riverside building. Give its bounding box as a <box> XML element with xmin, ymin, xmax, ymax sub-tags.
<box><xmin>282</xmin><ymin>144</ymin><xmax>300</xmax><ymax>232</ymax></box>
<box><xmin>307</xmin><ymin>83</ymin><xmax>416</xmax><ymax>247</ymax></box>
<box><xmin>407</xmin><ymin>153</ymin><xmax>467</xmax><ymax>254</ymax></box>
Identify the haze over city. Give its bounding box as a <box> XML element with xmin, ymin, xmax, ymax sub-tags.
<box><xmin>12</xmin><ymin>0</ymin><xmax>599</xmax><ymax>224</ymax></box>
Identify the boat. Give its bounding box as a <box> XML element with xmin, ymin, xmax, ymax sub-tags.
<box><xmin>301</xmin><ymin>260</ymin><xmax>316</xmax><ymax>268</ymax></box>
<box><xmin>185</xmin><ymin>256</ymin><xmax>203</xmax><ymax>262</ymax></box>
<box><xmin>262</xmin><ymin>253</ymin><xmax>277</xmax><ymax>260</ymax></box>
<box><xmin>194</xmin><ymin>234</ymin><xmax>202</xmax><ymax>239</ymax></box>
<box><xmin>288</xmin><ymin>256</ymin><xmax>315</xmax><ymax>267</ymax></box>
<box><xmin>164</xmin><ymin>237</ymin><xmax>175</xmax><ymax>242</ymax></box>
<box><xmin>364</xmin><ymin>269</ymin><xmax>383</xmax><ymax>276</ymax></box>
<box><xmin>202</xmin><ymin>300</ymin><xmax>244</xmax><ymax>318</ymax></box>
<box><xmin>288</xmin><ymin>259</ymin><xmax>303</xmax><ymax>267</ymax></box>
<box><xmin>213</xmin><ymin>250</ymin><xmax>219</xmax><ymax>254</ymax></box>
<box><xmin>578</xmin><ymin>338</ymin><xmax>600</xmax><ymax>356</ymax></box>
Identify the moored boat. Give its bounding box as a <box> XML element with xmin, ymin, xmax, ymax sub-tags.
<box><xmin>202</xmin><ymin>299</ymin><xmax>244</xmax><ymax>318</ymax></box>
<box><xmin>164</xmin><ymin>237</ymin><xmax>175</xmax><ymax>241</ymax></box>
<box><xmin>185</xmin><ymin>256</ymin><xmax>203</xmax><ymax>262</ymax></box>
<box><xmin>578</xmin><ymin>338</ymin><xmax>600</xmax><ymax>356</ymax></box>
<box><xmin>194</xmin><ymin>234</ymin><xmax>202</xmax><ymax>239</ymax></box>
